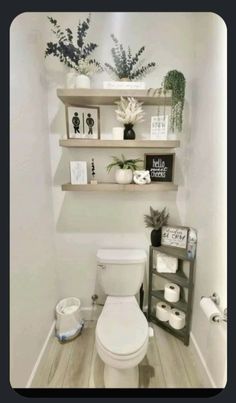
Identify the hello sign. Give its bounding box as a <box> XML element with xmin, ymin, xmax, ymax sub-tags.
<box><xmin>145</xmin><ymin>153</ymin><xmax>174</xmax><ymax>182</ymax></box>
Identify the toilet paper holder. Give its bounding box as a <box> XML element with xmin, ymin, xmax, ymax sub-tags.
<box><xmin>201</xmin><ymin>292</ymin><xmax>227</xmax><ymax>323</ymax></box>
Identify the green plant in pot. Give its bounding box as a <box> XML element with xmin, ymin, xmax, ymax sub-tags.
<box><xmin>45</xmin><ymin>14</ymin><xmax>103</xmax><ymax>88</ymax></box>
<box><xmin>107</xmin><ymin>154</ymin><xmax>143</xmax><ymax>184</ymax></box>
<box><xmin>115</xmin><ymin>97</ymin><xmax>145</xmax><ymax>140</ymax></box>
<box><xmin>162</xmin><ymin>70</ymin><xmax>186</xmax><ymax>133</ymax></box>
<box><xmin>144</xmin><ymin>206</ymin><xmax>169</xmax><ymax>246</ymax></box>
<box><xmin>104</xmin><ymin>34</ymin><xmax>157</xmax><ymax>81</ymax></box>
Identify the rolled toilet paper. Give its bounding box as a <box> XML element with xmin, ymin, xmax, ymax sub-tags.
<box><xmin>200</xmin><ymin>297</ymin><xmax>221</xmax><ymax>323</ymax></box>
<box><xmin>156</xmin><ymin>252</ymin><xmax>178</xmax><ymax>273</ymax></box>
<box><xmin>169</xmin><ymin>308</ymin><xmax>186</xmax><ymax>330</ymax></box>
<box><xmin>156</xmin><ymin>301</ymin><xmax>171</xmax><ymax>321</ymax></box>
<box><xmin>112</xmin><ymin>127</ymin><xmax>124</xmax><ymax>140</ymax></box>
<box><xmin>164</xmin><ymin>283</ymin><xmax>180</xmax><ymax>303</ymax></box>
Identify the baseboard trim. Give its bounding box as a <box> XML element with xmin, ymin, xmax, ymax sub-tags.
<box><xmin>190</xmin><ymin>331</ymin><xmax>216</xmax><ymax>388</ymax></box>
<box><xmin>26</xmin><ymin>320</ymin><xmax>56</xmax><ymax>388</ymax></box>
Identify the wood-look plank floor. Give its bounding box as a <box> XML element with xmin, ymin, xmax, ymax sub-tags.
<box><xmin>31</xmin><ymin>321</ymin><xmax>210</xmax><ymax>388</ymax></box>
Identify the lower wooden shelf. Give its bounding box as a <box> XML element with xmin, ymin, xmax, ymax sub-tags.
<box><xmin>150</xmin><ymin>314</ymin><xmax>186</xmax><ymax>341</ymax></box>
<box><xmin>61</xmin><ymin>182</ymin><xmax>178</xmax><ymax>192</ymax></box>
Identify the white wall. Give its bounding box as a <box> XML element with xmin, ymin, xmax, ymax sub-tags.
<box><xmin>10</xmin><ymin>13</ymin><xmax>60</xmax><ymax>387</ymax></box>
<box><xmin>186</xmin><ymin>13</ymin><xmax>227</xmax><ymax>387</ymax></box>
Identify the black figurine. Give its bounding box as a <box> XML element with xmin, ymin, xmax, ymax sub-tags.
<box><xmin>90</xmin><ymin>158</ymin><xmax>97</xmax><ymax>184</ymax></box>
<box><xmin>86</xmin><ymin>113</ymin><xmax>94</xmax><ymax>135</ymax></box>
<box><xmin>72</xmin><ymin>112</ymin><xmax>80</xmax><ymax>134</ymax></box>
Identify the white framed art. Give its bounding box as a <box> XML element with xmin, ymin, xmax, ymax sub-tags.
<box><xmin>66</xmin><ymin>105</ymin><xmax>100</xmax><ymax>140</ymax></box>
<box><xmin>70</xmin><ymin>161</ymin><xmax>88</xmax><ymax>184</ymax></box>
<box><xmin>150</xmin><ymin>115</ymin><xmax>168</xmax><ymax>140</ymax></box>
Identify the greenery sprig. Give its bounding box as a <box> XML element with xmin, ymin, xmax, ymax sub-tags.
<box><xmin>104</xmin><ymin>34</ymin><xmax>156</xmax><ymax>80</ymax></box>
<box><xmin>107</xmin><ymin>154</ymin><xmax>143</xmax><ymax>172</ymax></box>
<box><xmin>144</xmin><ymin>206</ymin><xmax>169</xmax><ymax>230</ymax></box>
<box><xmin>45</xmin><ymin>15</ymin><xmax>102</xmax><ymax>75</ymax></box>
<box><xmin>162</xmin><ymin>70</ymin><xmax>186</xmax><ymax>132</ymax></box>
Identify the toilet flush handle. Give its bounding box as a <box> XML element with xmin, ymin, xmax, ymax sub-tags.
<box><xmin>97</xmin><ymin>264</ymin><xmax>106</xmax><ymax>269</ymax></box>
<box><xmin>149</xmin><ymin>327</ymin><xmax>154</xmax><ymax>338</ymax></box>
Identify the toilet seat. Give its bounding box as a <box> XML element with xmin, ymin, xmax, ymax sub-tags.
<box><xmin>96</xmin><ymin>296</ymin><xmax>148</xmax><ymax>356</ymax></box>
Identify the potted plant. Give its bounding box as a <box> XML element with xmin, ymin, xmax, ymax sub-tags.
<box><xmin>104</xmin><ymin>34</ymin><xmax>156</xmax><ymax>81</ymax></box>
<box><xmin>162</xmin><ymin>70</ymin><xmax>186</xmax><ymax>133</ymax></box>
<box><xmin>106</xmin><ymin>154</ymin><xmax>143</xmax><ymax>184</ymax></box>
<box><xmin>144</xmin><ymin>206</ymin><xmax>169</xmax><ymax>246</ymax></box>
<box><xmin>45</xmin><ymin>14</ymin><xmax>103</xmax><ymax>88</ymax></box>
<box><xmin>115</xmin><ymin>97</ymin><xmax>145</xmax><ymax>140</ymax></box>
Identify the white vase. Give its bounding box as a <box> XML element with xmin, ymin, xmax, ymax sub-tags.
<box><xmin>66</xmin><ymin>71</ymin><xmax>76</xmax><ymax>88</ymax></box>
<box><xmin>115</xmin><ymin>169</ymin><xmax>133</xmax><ymax>184</ymax></box>
<box><xmin>75</xmin><ymin>74</ymin><xmax>91</xmax><ymax>89</ymax></box>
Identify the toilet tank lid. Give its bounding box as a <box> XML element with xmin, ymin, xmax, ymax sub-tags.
<box><xmin>97</xmin><ymin>249</ymin><xmax>146</xmax><ymax>264</ymax></box>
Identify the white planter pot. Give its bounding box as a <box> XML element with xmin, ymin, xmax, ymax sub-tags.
<box><xmin>75</xmin><ymin>74</ymin><xmax>91</xmax><ymax>89</ymax></box>
<box><xmin>115</xmin><ymin>169</ymin><xmax>133</xmax><ymax>184</ymax></box>
<box><xmin>66</xmin><ymin>72</ymin><xmax>76</xmax><ymax>88</ymax></box>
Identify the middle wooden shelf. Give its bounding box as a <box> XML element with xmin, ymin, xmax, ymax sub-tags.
<box><xmin>61</xmin><ymin>182</ymin><xmax>178</xmax><ymax>192</ymax></box>
<box><xmin>59</xmin><ymin>139</ymin><xmax>180</xmax><ymax>149</ymax></box>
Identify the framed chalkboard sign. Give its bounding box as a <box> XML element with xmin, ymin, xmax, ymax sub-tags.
<box><xmin>145</xmin><ymin>153</ymin><xmax>175</xmax><ymax>182</ymax></box>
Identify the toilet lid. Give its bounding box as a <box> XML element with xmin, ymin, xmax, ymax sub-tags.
<box><xmin>96</xmin><ymin>296</ymin><xmax>148</xmax><ymax>356</ymax></box>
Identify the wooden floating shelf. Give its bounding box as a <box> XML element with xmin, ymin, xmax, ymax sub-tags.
<box><xmin>61</xmin><ymin>182</ymin><xmax>178</xmax><ymax>192</ymax></box>
<box><xmin>59</xmin><ymin>139</ymin><xmax>180</xmax><ymax>149</ymax></box>
<box><xmin>57</xmin><ymin>88</ymin><xmax>172</xmax><ymax>106</ymax></box>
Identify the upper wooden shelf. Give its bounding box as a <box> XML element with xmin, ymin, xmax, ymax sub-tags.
<box><xmin>59</xmin><ymin>139</ymin><xmax>180</xmax><ymax>149</ymax></box>
<box><xmin>57</xmin><ymin>88</ymin><xmax>172</xmax><ymax>106</ymax></box>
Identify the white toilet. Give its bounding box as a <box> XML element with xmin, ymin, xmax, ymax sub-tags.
<box><xmin>95</xmin><ymin>249</ymin><xmax>152</xmax><ymax>388</ymax></box>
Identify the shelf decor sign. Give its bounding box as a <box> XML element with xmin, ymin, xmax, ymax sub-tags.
<box><xmin>161</xmin><ymin>226</ymin><xmax>189</xmax><ymax>249</ymax></box>
<box><xmin>65</xmin><ymin>105</ymin><xmax>100</xmax><ymax>140</ymax></box>
<box><xmin>145</xmin><ymin>153</ymin><xmax>174</xmax><ymax>182</ymax></box>
<box><xmin>150</xmin><ymin>115</ymin><xmax>168</xmax><ymax>140</ymax></box>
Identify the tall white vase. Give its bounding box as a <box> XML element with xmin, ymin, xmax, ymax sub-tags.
<box><xmin>75</xmin><ymin>74</ymin><xmax>91</xmax><ymax>89</ymax></box>
<box><xmin>66</xmin><ymin>71</ymin><xmax>76</xmax><ymax>88</ymax></box>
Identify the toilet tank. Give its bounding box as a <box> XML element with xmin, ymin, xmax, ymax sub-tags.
<box><xmin>96</xmin><ymin>249</ymin><xmax>147</xmax><ymax>296</ymax></box>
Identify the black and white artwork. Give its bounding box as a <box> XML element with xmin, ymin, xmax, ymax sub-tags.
<box><xmin>145</xmin><ymin>153</ymin><xmax>174</xmax><ymax>182</ymax></box>
<box><xmin>66</xmin><ymin>106</ymin><xmax>100</xmax><ymax>139</ymax></box>
<box><xmin>70</xmin><ymin>161</ymin><xmax>88</xmax><ymax>184</ymax></box>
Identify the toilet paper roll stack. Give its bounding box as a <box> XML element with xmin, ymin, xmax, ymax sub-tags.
<box><xmin>169</xmin><ymin>309</ymin><xmax>186</xmax><ymax>330</ymax></box>
<box><xmin>156</xmin><ymin>301</ymin><xmax>171</xmax><ymax>321</ymax></box>
<box><xmin>164</xmin><ymin>283</ymin><xmax>180</xmax><ymax>303</ymax></box>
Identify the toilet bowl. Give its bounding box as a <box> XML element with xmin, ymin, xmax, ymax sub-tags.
<box><xmin>96</xmin><ymin>296</ymin><xmax>149</xmax><ymax>388</ymax></box>
<box><xmin>95</xmin><ymin>249</ymin><xmax>149</xmax><ymax>388</ymax></box>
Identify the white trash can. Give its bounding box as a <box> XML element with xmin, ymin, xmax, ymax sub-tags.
<box><xmin>55</xmin><ymin>297</ymin><xmax>84</xmax><ymax>343</ymax></box>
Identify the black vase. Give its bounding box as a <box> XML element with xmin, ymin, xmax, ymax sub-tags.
<box><xmin>151</xmin><ymin>229</ymin><xmax>162</xmax><ymax>247</ymax></box>
<box><xmin>124</xmin><ymin>124</ymin><xmax>135</xmax><ymax>140</ymax></box>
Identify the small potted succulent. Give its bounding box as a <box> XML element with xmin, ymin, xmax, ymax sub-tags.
<box><xmin>115</xmin><ymin>97</ymin><xmax>145</xmax><ymax>140</ymax></box>
<box><xmin>144</xmin><ymin>206</ymin><xmax>169</xmax><ymax>246</ymax></box>
<box><xmin>45</xmin><ymin>14</ymin><xmax>102</xmax><ymax>88</ymax></box>
<box><xmin>104</xmin><ymin>34</ymin><xmax>156</xmax><ymax>81</ymax></box>
<box><xmin>106</xmin><ymin>154</ymin><xmax>143</xmax><ymax>184</ymax></box>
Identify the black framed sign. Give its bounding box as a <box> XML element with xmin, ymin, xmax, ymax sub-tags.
<box><xmin>145</xmin><ymin>153</ymin><xmax>175</xmax><ymax>182</ymax></box>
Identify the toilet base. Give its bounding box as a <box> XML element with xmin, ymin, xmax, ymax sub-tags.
<box><xmin>104</xmin><ymin>364</ymin><xmax>139</xmax><ymax>388</ymax></box>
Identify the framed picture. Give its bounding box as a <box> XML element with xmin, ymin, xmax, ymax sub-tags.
<box><xmin>65</xmin><ymin>105</ymin><xmax>100</xmax><ymax>140</ymax></box>
<box><xmin>161</xmin><ymin>225</ymin><xmax>189</xmax><ymax>249</ymax></box>
<box><xmin>150</xmin><ymin>115</ymin><xmax>168</xmax><ymax>140</ymax></box>
<box><xmin>70</xmin><ymin>161</ymin><xmax>87</xmax><ymax>184</ymax></box>
<box><xmin>145</xmin><ymin>153</ymin><xmax>175</xmax><ymax>182</ymax></box>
